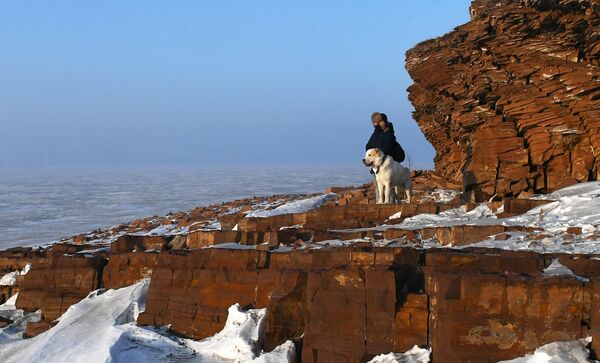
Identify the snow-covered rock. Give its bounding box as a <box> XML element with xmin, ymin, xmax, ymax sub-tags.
<box><xmin>543</xmin><ymin>259</ymin><xmax>589</xmax><ymax>282</ymax></box>
<box><xmin>0</xmin><ymin>280</ymin><xmax>295</xmax><ymax>363</ymax></box>
<box><xmin>0</xmin><ymin>263</ymin><xmax>31</xmax><ymax>286</ymax></box>
<box><xmin>367</xmin><ymin>345</ymin><xmax>431</xmax><ymax>363</ymax></box>
<box><xmin>498</xmin><ymin>337</ymin><xmax>594</xmax><ymax>363</ymax></box>
<box><xmin>245</xmin><ymin>193</ymin><xmax>335</xmax><ymax>218</ymax></box>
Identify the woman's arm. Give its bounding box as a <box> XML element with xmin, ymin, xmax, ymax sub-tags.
<box><xmin>380</xmin><ymin>131</ymin><xmax>394</xmax><ymax>155</ymax></box>
<box><xmin>366</xmin><ymin>132</ymin><xmax>376</xmax><ymax>151</ymax></box>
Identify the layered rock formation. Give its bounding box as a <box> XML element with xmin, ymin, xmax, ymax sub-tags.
<box><xmin>4</xmin><ymin>2</ymin><xmax>600</xmax><ymax>361</ymax></box>
<box><xmin>406</xmin><ymin>0</ymin><xmax>600</xmax><ymax>201</ymax></box>
<box><xmin>6</xmin><ymin>243</ymin><xmax>600</xmax><ymax>361</ymax></box>
<box><xmin>0</xmin><ymin>178</ymin><xmax>597</xmax><ymax>362</ymax></box>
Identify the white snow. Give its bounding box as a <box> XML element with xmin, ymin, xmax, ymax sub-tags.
<box><xmin>507</xmin><ymin>184</ymin><xmax>600</xmax><ymax>235</ymax></box>
<box><xmin>0</xmin><ymin>292</ymin><xmax>41</xmax><ymax>344</ymax></box>
<box><xmin>140</xmin><ymin>224</ymin><xmax>177</xmax><ymax>236</ymax></box>
<box><xmin>178</xmin><ymin>221</ymin><xmax>220</xmax><ymax>233</ymax></box>
<box><xmin>543</xmin><ymin>259</ymin><xmax>589</xmax><ymax>282</ymax></box>
<box><xmin>389</xmin><ymin>204</ymin><xmax>499</xmax><ymax>229</ymax></box>
<box><xmin>0</xmin><ymin>280</ymin><xmax>295</xmax><ymax>363</ymax></box>
<box><xmin>468</xmin><ymin>182</ymin><xmax>600</xmax><ymax>254</ymax></box>
<box><xmin>207</xmin><ymin>242</ymin><xmax>257</xmax><ymax>250</ymax></box>
<box><xmin>0</xmin><ymin>263</ymin><xmax>31</xmax><ymax>286</ymax></box>
<box><xmin>279</xmin><ymin>224</ymin><xmax>303</xmax><ymax>230</ymax></box>
<box><xmin>184</xmin><ymin>304</ymin><xmax>294</xmax><ymax>362</ymax></box>
<box><xmin>381</xmin><ymin>182</ymin><xmax>600</xmax><ymax>254</ymax></box>
<box><xmin>530</xmin><ymin>182</ymin><xmax>600</xmax><ymax>200</ymax></box>
<box><xmin>74</xmin><ymin>246</ymin><xmax>111</xmax><ymax>255</ymax></box>
<box><xmin>418</xmin><ymin>189</ymin><xmax>459</xmax><ymax>204</ymax></box>
<box><xmin>223</xmin><ymin>206</ymin><xmax>243</xmax><ymax>215</ymax></box>
<box><xmin>203</xmin><ymin>220</ymin><xmax>222</xmax><ymax>231</ymax></box>
<box><xmin>498</xmin><ymin>337</ymin><xmax>594</xmax><ymax>363</ymax></box>
<box><xmin>367</xmin><ymin>345</ymin><xmax>431</xmax><ymax>363</ymax></box>
<box><xmin>315</xmin><ymin>238</ymin><xmax>371</xmax><ymax>248</ymax></box>
<box><xmin>245</xmin><ymin>193</ymin><xmax>335</xmax><ymax>218</ymax></box>
<box><xmin>0</xmin><ymin>293</ymin><xmax>19</xmax><ymax>311</ymax></box>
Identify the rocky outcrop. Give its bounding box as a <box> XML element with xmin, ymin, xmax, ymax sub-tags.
<box><xmin>16</xmin><ymin>253</ymin><xmax>105</xmax><ymax>336</ymax></box>
<box><xmin>11</xmin><ymin>240</ymin><xmax>600</xmax><ymax>361</ymax></box>
<box><xmin>406</xmin><ymin>0</ymin><xmax>600</xmax><ymax>201</ymax></box>
<box><xmin>136</xmin><ymin>247</ymin><xmax>426</xmax><ymax>362</ymax></box>
<box><xmin>133</xmin><ymin>247</ymin><xmax>600</xmax><ymax>362</ymax></box>
<box><xmin>425</xmin><ymin>248</ymin><xmax>597</xmax><ymax>361</ymax></box>
<box><xmin>4</xmin><ymin>178</ymin><xmax>599</xmax><ymax>361</ymax></box>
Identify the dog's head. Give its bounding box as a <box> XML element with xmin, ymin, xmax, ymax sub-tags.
<box><xmin>362</xmin><ymin>148</ymin><xmax>385</xmax><ymax>168</ymax></box>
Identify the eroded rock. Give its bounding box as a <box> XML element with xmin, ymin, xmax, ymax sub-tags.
<box><xmin>406</xmin><ymin>0</ymin><xmax>600</xmax><ymax>201</ymax></box>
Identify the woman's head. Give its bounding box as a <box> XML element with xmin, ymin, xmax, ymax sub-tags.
<box><xmin>371</xmin><ymin>112</ymin><xmax>389</xmax><ymax>129</ymax></box>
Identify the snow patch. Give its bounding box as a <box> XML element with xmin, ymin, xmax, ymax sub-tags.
<box><xmin>0</xmin><ymin>292</ymin><xmax>40</xmax><ymax>345</ymax></box>
<box><xmin>0</xmin><ymin>281</ymin><xmax>295</xmax><ymax>363</ymax></box>
<box><xmin>498</xmin><ymin>337</ymin><xmax>594</xmax><ymax>362</ymax></box>
<box><xmin>392</xmin><ymin>204</ymin><xmax>498</xmax><ymax>228</ymax></box>
<box><xmin>543</xmin><ymin>259</ymin><xmax>589</xmax><ymax>282</ymax></box>
<box><xmin>207</xmin><ymin>242</ymin><xmax>257</xmax><ymax>250</ymax></box>
<box><xmin>245</xmin><ymin>194</ymin><xmax>335</xmax><ymax>218</ymax></box>
<box><xmin>0</xmin><ymin>263</ymin><xmax>31</xmax><ymax>286</ymax></box>
<box><xmin>367</xmin><ymin>345</ymin><xmax>431</xmax><ymax>363</ymax></box>
<box><xmin>141</xmin><ymin>224</ymin><xmax>176</xmax><ymax>236</ymax></box>
<box><xmin>419</xmin><ymin>189</ymin><xmax>459</xmax><ymax>204</ymax></box>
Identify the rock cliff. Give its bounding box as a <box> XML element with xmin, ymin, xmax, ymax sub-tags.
<box><xmin>406</xmin><ymin>0</ymin><xmax>600</xmax><ymax>201</ymax></box>
<box><xmin>2</xmin><ymin>176</ymin><xmax>600</xmax><ymax>362</ymax></box>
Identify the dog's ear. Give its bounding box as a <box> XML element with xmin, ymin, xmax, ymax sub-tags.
<box><xmin>376</xmin><ymin>149</ymin><xmax>384</xmax><ymax>158</ymax></box>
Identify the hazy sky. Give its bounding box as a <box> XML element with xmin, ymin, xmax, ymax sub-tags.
<box><xmin>0</xmin><ymin>1</ymin><xmax>471</xmax><ymax>168</ymax></box>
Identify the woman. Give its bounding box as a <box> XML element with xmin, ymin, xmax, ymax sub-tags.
<box><xmin>365</xmin><ymin>112</ymin><xmax>405</xmax><ymax>163</ymax></box>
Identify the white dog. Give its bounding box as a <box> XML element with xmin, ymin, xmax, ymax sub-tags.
<box><xmin>362</xmin><ymin>148</ymin><xmax>412</xmax><ymax>204</ymax></box>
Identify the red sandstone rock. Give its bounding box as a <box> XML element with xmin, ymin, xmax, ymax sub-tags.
<box><xmin>72</xmin><ymin>234</ymin><xmax>87</xmax><ymax>244</ymax></box>
<box><xmin>50</xmin><ymin>242</ymin><xmax>92</xmax><ymax>255</ymax></box>
<box><xmin>302</xmin><ymin>269</ymin><xmax>369</xmax><ymax>362</ymax></box>
<box><xmin>186</xmin><ymin>230</ymin><xmax>278</xmax><ymax>248</ymax></box>
<box><xmin>395</xmin><ymin>293</ymin><xmax>428</xmax><ymax>352</ymax></box>
<box><xmin>237</xmin><ymin>214</ymin><xmax>307</xmax><ymax>232</ymax></box>
<box><xmin>256</xmin><ymin>269</ymin><xmax>310</xmax><ymax>350</ymax></box>
<box><xmin>425</xmin><ymin>248</ymin><xmax>590</xmax><ymax>362</ymax></box>
<box><xmin>436</xmin><ymin>225</ymin><xmax>506</xmax><ymax>246</ymax></box>
<box><xmin>406</xmin><ymin>0</ymin><xmax>600</xmax><ymax>201</ymax></box>
<box><xmin>168</xmin><ymin>234</ymin><xmax>187</xmax><ymax>249</ymax></box>
<box><xmin>136</xmin><ymin>247</ymin><xmax>424</xmax><ymax>362</ymax></box>
<box><xmin>24</xmin><ymin>321</ymin><xmax>53</xmax><ymax>338</ymax></box>
<box><xmin>103</xmin><ymin>252</ymin><xmax>158</xmax><ymax>289</ymax></box>
<box><xmin>111</xmin><ymin>235</ymin><xmax>169</xmax><ymax>253</ymax></box>
<box><xmin>16</xmin><ymin>254</ymin><xmax>104</xmax><ymax>333</ymax></box>
<box><xmin>503</xmin><ymin>198</ymin><xmax>554</xmax><ymax>216</ymax></box>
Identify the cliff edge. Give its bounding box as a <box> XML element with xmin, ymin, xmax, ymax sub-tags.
<box><xmin>406</xmin><ymin>0</ymin><xmax>600</xmax><ymax>201</ymax></box>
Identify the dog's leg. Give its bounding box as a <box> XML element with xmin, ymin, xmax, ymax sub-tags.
<box><xmin>393</xmin><ymin>186</ymin><xmax>400</xmax><ymax>204</ymax></box>
<box><xmin>405</xmin><ymin>188</ymin><xmax>412</xmax><ymax>204</ymax></box>
<box><xmin>377</xmin><ymin>182</ymin><xmax>385</xmax><ymax>204</ymax></box>
<box><xmin>372</xmin><ymin>173</ymin><xmax>380</xmax><ymax>204</ymax></box>
<box><xmin>384</xmin><ymin>183</ymin><xmax>393</xmax><ymax>204</ymax></box>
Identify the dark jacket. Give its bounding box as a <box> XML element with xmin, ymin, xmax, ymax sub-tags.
<box><xmin>365</xmin><ymin>123</ymin><xmax>405</xmax><ymax>162</ymax></box>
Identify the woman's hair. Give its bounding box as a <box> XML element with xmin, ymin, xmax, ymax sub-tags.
<box><xmin>371</xmin><ymin>112</ymin><xmax>389</xmax><ymax>125</ymax></box>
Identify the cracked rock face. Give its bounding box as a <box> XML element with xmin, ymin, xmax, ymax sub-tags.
<box><xmin>406</xmin><ymin>0</ymin><xmax>600</xmax><ymax>201</ymax></box>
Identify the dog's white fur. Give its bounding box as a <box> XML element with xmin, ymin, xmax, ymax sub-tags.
<box><xmin>362</xmin><ymin>148</ymin><xmax>412</xmax><ymax>204</ymax></box>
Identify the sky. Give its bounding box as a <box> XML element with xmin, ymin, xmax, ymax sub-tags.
<box><xmin>0</xmin><ymin>1</ymin><xmax>471</xmax><ymax>169</ymax></box>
